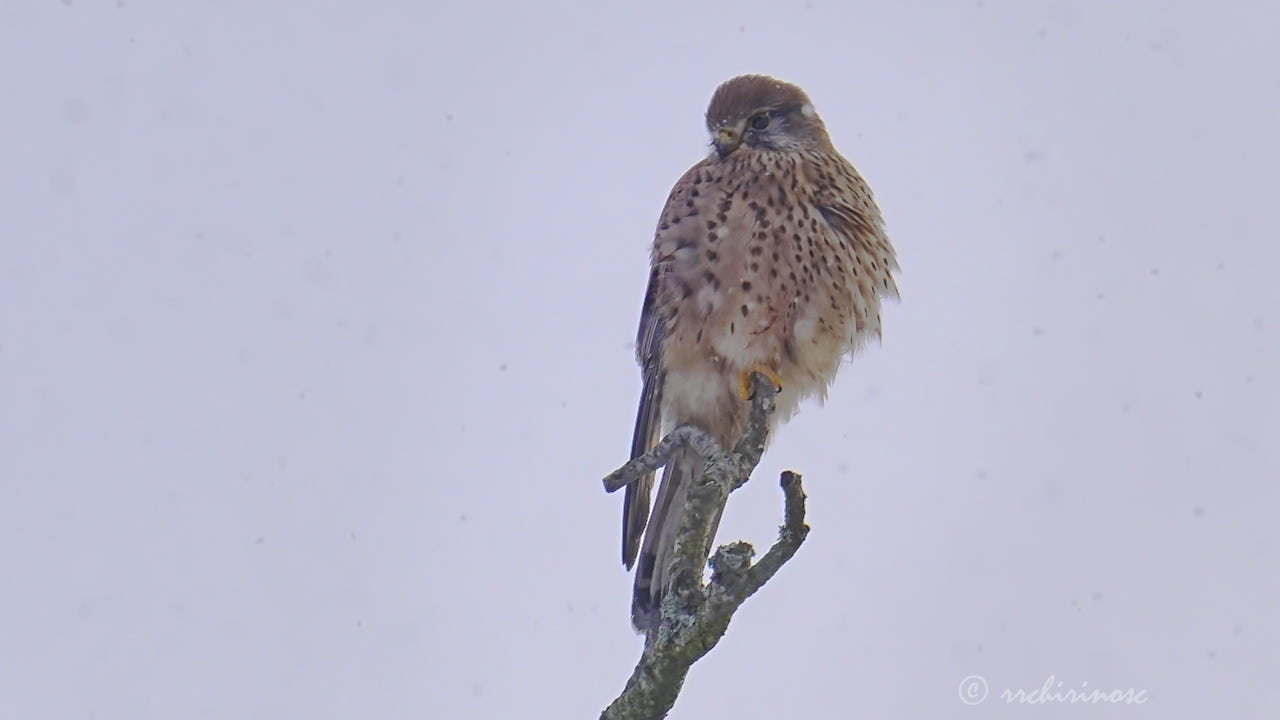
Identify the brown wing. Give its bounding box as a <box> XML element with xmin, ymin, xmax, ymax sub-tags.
<box><xmin>621</xmin><ymin>158</ymin><xmax>717</xmax><ymax>568</ymax></box>
<box><xmin>811</xmin><ymin>156</ymin><xmax>900</xmax><ymax>318</ymax></box>
<box><xmin>622</xmin><ymin>264</ymin><xmax>665</xmax><ymax>568</ymax></box>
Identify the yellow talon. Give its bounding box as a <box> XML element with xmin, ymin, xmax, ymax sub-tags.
<box><xmin>737</xmin><ymin>366</ymin><xmax>783</xmax><ymax>400</ymax></box>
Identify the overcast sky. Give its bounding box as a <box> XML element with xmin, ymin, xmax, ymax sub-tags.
<box><xmin>2</xmin><ymin>1</ymin><xmax>1276</xmax><ymax>718</ymax></box>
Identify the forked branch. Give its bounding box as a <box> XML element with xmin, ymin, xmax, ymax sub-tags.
<box><xmin>600</xmin><ymin>374</ymin><xmax>811</xmax><ymax>720</ymax></box>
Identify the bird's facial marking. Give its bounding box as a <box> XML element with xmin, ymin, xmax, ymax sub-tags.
<box><xmin>711</xmin><ymin>105</ymin><xmax>818</xmax><ymax>156</ymax></box>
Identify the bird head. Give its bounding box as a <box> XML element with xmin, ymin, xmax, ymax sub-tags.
<box><xmin>705</xmin><ymin>75</ymin><xmax>832</xmax><ymax>158</ymax></box>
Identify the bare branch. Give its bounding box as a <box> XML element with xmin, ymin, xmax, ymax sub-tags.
<box><xmin>600</xmin><ymin>374</ymin><xmax>811</xmax><ymax>720</ymax></box>
<box><xmin>602</xmin><ymin>424</ymin><xmax>727</xmax><ymax>494</ymax></box>
<box><xmin>741</xmin><ymin>471</ymin><xmax>809</xmax><ymax>598</ymax></box>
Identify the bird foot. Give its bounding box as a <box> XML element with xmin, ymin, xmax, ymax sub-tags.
<box><xmin>737</xmin><ymin>366</ymin><xmax>783</xmax><ymax>400</ymax></box>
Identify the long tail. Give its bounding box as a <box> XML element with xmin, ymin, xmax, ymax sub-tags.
<box><xmin>631</xmin><ymin>445</ymin><xmax>724</xmax><ymax>632</ymax></box>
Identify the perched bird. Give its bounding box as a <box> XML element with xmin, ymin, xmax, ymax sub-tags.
<box><xmin>623</xmin><ymin>75</ymin><xmax>899</xmax><ymax>631</ymax></box>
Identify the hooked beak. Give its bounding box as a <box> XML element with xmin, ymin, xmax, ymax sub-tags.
<box><xmin>713</xmin><ymin>124</ymin><xmax>743</xmax><ymax>158</ymax></box>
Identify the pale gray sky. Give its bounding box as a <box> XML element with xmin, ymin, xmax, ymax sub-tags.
<box><xmin>1</xmin><ymin>1</ymin><xmax>1276</xmax><ymax>718</ymax></box>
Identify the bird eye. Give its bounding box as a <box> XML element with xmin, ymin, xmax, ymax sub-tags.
<box><xmin>749</xmin><ymin>113</ymin><xmax>770</xmax><ymax>131</ymax></box>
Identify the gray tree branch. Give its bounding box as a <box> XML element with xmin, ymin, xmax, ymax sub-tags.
<box><xmin>600</xmin><ymin>374</ymin><xmax>811</xmax><ymax>720</ymax></box>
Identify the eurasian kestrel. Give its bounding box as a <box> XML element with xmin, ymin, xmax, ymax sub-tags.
<box><xmin>623</xmin><ymin>75</ymin><xmax>900</xmax><ymax>631</ymax></box>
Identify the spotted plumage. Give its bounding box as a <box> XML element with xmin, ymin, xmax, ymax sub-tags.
<box><xmin>623</xmin><ymin>75</ymin><xmax>899</xmax><ymax>631</ymax></box>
